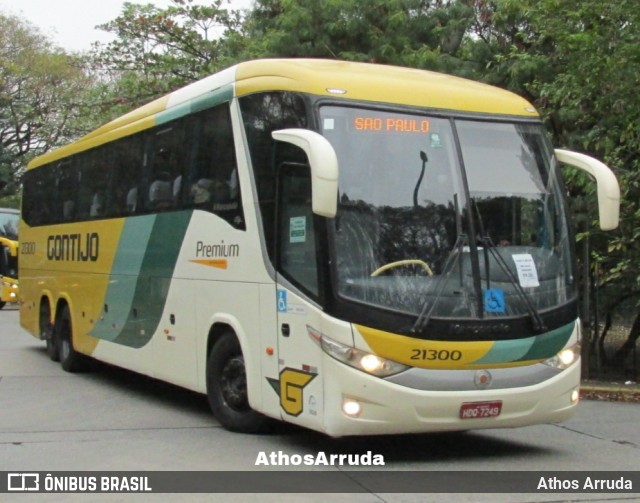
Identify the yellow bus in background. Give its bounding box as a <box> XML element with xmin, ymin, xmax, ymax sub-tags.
<box><xmin>0</xmin><ymin>208</ymin><xmax>19</xmax><ymax>309</ymax></box>
<box><xmin>19</xmin><ymin>59</ymin><xmax>619</xmax><ymax>436</ymax></box>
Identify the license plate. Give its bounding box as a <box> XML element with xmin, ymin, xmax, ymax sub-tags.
<box><xmin>459</xmin><ymin>401</ymin><xmax>502</xmax><ymax>419</ymax></box>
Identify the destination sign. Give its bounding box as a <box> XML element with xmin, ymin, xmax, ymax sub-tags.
<box><xmin>353</xmin><ymin>116</ymin><xmax>431</xmax><ymax>133</ymax></box>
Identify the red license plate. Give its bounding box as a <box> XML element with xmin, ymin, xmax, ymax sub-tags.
<box><xmin>459</xmin><ymin>401</ymin><xmax>502</xmax><ymax>420</ymax></box>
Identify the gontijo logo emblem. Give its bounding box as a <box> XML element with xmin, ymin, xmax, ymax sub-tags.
<box><xmin>190</xmin><ymin>240</ymin><xmax>239</xmax><ymax>269</ymax></box>
<box><xmin>267</xmin><ymin>368</ymin><xmax>317</xmax><ymax>416</ymax></box>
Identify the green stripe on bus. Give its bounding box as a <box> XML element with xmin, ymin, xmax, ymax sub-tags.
<box><xmin>112</xmin><ymin>210</ymin><xmax>193</xmax><ymax>348</ymax></box>
<box><xmin>517</xmin><ymin>322</ymin><xmax>574</xmax><ymax>361</ymax></box>
<box><xmin>90</xmin><ymin>211</ymin><xmax>192</xmax><ymax>348</ymax></box>
<box><xmin>191</xmin><ymin>85</ymin><xmax>233</xmax><ymax>113</ymax></box>
<box><xmin>156</xmin><ymin>84</ymin><xmax>234</xmax><ymax>125</ymax></box>
<box><xmin>472</xmin><ymin>336</ymin><xmax>535</xmax><ymax>365</ymax></box>
<box><xmin>472</xmin><ymin>321</ymin><xmax>574</xmax><ymax>365</ymax></box>
<box><xmin>89</xmin><ymin>215</ymin><xmax>156</xmax><ymax>343</ymax></box>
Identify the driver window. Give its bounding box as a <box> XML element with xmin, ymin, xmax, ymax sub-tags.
<box><xmin>277</xmin><ymin>163</ymin><xmax>319</xmax><ymax>297</ymax></box>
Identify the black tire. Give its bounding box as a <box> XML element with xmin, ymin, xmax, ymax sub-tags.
<box><xmin>54</xmin><ymin>305</ymin><xmax>86</xmax><ymax>372</ymax></box>
<box><xmin>0</xmin><ymin>301</ymin><xmax>5</xmax><ymax>310</ymax></box>
<box><xmin>206</xmin><ymin>332</ymin><xmax>269</xmax><ymax>433</ymax></box>
<box><xmin>40</xmin><ymin>303</ymin><xmax>58</xmax><ymax>361</ymax></box>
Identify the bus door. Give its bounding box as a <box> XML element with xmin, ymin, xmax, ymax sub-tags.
<box><xmin>274</xmin><ymin>162</ymin><xmax>324</xmax><ymax>426</ymax></box>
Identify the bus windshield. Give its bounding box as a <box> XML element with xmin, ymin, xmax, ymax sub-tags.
<box><xmin>0</xmin><ymin>209</ymin><xmax>19</xmax><ymax>240</ymax></box>
<box><xmin>320</xmin><ymin>106</ymin><xmax>575</xmax><ymax>325</ymax></box>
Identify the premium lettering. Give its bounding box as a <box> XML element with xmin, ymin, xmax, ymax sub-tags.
<box><xmin>47</xmin><ymin>233</ymin><xmax>99</xmax><ymax>262</ymax></box>
<box><xmin>196</xmin><ymin>240</ymin><xmax>239</xmax><ymax>258</ymax></box>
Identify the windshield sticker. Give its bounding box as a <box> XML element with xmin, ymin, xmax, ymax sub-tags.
<box><xmin>289</xmin><ymin>216</ymin><xmax>306</xmax><ymax>243</ymax></box>
<box><xmin>323</xmin><ymin>118</ymin><xmax>335</xmax><ymax>130</ymax></box>
<box><xmin>512</xmin><ymin>253</ymin><xmax>540</xmax><ymax>288</ymax></box>
<box><xmin>484</xmin><ymin>288</ymin><xmax>506</xmax><ymax>313</ymax></box>
<box><xmin>276</xmin><ymin>290</ymin><xmax>307</xmax><ymax>315</ymax></box>
<box><xmin>430</xmin><ymin>133</ymin><xmax>443</xmax><ymax>148</ymax></box>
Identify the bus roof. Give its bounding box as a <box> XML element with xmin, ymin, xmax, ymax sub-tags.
<box><xmin>28</xmin><ymin>59</ymin><xmax>539</xmax><ymax>169</ymax></box>
<box><xmin>235</xmin><ymin>59</ymin><xmax>538</xmax><ymax>116</ymax></box>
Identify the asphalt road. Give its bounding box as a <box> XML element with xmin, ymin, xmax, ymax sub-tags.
<box><xmin>1</xmin><ymin>305</ymin><xmax>639</xmax><ymax>502</ymax></box>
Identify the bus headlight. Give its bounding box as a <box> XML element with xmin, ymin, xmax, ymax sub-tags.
<box><xmin>308</xmin><ymin>326</ymin><xmax>409</xmax><ymax>377</ymax></box>
<box><xmin>543</xmin><ymin>343</ymin><xmax>581</xmax><ymax>370</ymax></box>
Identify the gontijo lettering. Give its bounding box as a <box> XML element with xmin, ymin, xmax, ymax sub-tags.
<box><xmin>47</xmin><ymin>233</ymin><xmax>99</xmax><ymax>262</ymax></box>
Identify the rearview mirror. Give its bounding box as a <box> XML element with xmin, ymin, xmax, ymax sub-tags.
<box><xmin>272</xmin><ymin>129</ymin><xmax>339</xmax><ymax>218</ymax></box>
<box><xmin>555</xmin><ymin>149</ymin><xmax>620</xmax><ymax>231</ymax></box>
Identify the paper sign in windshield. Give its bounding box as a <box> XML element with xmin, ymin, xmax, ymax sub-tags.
<box><xmin>289</xmin><ymin>216</ymin><xmax>307</xmax><ymax>243</ymax></box>
<box><xmin>511</xmin><ymin>253</ymin><xmax>540</xmax><ymax>288</ymax></box>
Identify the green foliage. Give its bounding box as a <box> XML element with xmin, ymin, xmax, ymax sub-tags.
<box><xmin>0</xmin><ymin>12</ymin><xmax>93</xmax><ymax>195</ymax></box>
<box><xmin>242</xmin><ymin>0</ymin><xmax>474</xmax><ymax>69</ymax></box>
<box><xmin>91</xmin><ymin>0</ymin><xmax>247</xmax><ymax>110</ymax></box>
<box><xmin>473</xmin><ymin>0</ymin><xmax>640</xmax><ymax>300</ymax></box>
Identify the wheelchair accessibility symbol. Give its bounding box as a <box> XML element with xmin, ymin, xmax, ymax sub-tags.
<box><xmin>484</xmin><ymin>288</ymin><xmax>506</xmax><ymax>314</ymax></box>
<box><xmin>277</xmin><ymin>289</ymin><xmax>288</xmax><ymax>313</ymax></box>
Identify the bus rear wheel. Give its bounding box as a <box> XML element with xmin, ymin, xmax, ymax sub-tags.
<box><xmin>54</xmin><ymin>305</ymin><xmax>86</xmax><ymax>372</ymax></box>
<box><xmin>206</xmin><ymin>332</ymin><xmax>269</xmax><ymax>433</ymax></box>
<box><xmin>40</xmin><ymin>303</ymin><xmax>58</xmax><ymax>361</ymax></box>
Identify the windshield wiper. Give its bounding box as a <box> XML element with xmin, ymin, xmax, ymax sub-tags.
<box><xmin>471</xmin><ymin>200</ymin><xmax>546</xmax><ymax>332</ymax></box>
<box><xmin>412</xmin><ymin>233</ymin><xmax>466</xmax><ymax>334</ymax></box>
<box><xmin>478</xmin><ymin>235</ymin><xmax>547</xmax><ymax>333</ymax></box>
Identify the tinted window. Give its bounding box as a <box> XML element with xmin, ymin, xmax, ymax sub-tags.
<box><xmin>22</xmin><ymin>103</ymin><xmax>244</xmax><ymax>229</ymax></box>
<box><xmin>240</xmin><ymin>92</ymin><xmax>308</xmax><ymax>261</ymax></box>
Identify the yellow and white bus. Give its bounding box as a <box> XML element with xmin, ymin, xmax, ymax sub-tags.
<box><xmin>0</xmin><ymin>207</ymin><xmax>19</xmax><ymax>309</ymax></box>
<box><xmin>20</xmin><ymin>59</ymin><xmax>620</xmax><ymax>436</ymax></box>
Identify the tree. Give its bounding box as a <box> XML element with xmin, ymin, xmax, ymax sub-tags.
<box><xmin>461</xmin><ymin>0</ymin><xmax>640</xmax><ymax>372</ymax></box>
<box><xmin>91</xmin><ymin>0</ymin><xmax>248</xmax><ymax>111</ymax></box>
<box><xmin>0</xmin><ymin>12</ymin><xmax>93</xmax><ymax>195</ymax></box>
<box><xmin>243</xmin><ymin>0</ymin><xmax>475</xmax><ymax>70</ymax></box>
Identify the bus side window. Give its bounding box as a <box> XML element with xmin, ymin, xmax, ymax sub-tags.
<box><xmin>189</xmin><ymin>104</ymin><xmax>244</xmax><ymax>229</ymax></box>
<box><xmin>144</xmin><ymin>120</ymin><xmax>187</xmax><ymax>213</ymax></box>
<box><xmin>56</xmin><ymin>159</ymin><xmax>77</xmax><ymax>222</ymax></box>
<box><xmin>239</xmin><ymin>92</ymin><xmax>308</xmax><ymax>262</ymax></box>
<box><xmin>126</xmin><ymin>187</ymin><xmax>139</xmax><ymax>213</ymax></box>
<box><xmin>76</xmin><ymin>149</ymin><xmax>110</xmax><ymax>220</ymax></box>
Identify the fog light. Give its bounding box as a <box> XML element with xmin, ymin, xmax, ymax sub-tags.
<box><xmin>571</xmin><ymin>389</ymin><xmax>580</xmax><ymax>404</ymax></box>
<box><xmin>342</xmin><ymin>399</ymin><xmax>361</xmax><ymax>417</ymax></box>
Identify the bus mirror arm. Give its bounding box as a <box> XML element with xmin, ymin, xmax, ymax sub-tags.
<box><xmin>272</xmin><ymin>129</ymin><xmax>339</xmax><ymax>218</ymax></box>
<box><xmin>555</xmin><ymin>149</ymin><xmax>620</xmax><ymax>231</ymax></box>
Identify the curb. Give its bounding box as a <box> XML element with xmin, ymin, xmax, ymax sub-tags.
<box><xmin>581</xmin><ymin>381</ymin><xmax>640</xmax><ymax>392</ymax></box>
<box><xmin>580</xmin><ymin>381</ymin><xmax>640</xmax><ymax>402</ymax></box>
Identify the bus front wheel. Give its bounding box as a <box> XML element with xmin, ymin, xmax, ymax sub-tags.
<box><xmin>206</xmin><ymin>332</ymin><xmax>269</xmax><ymax>433</ymax></box>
